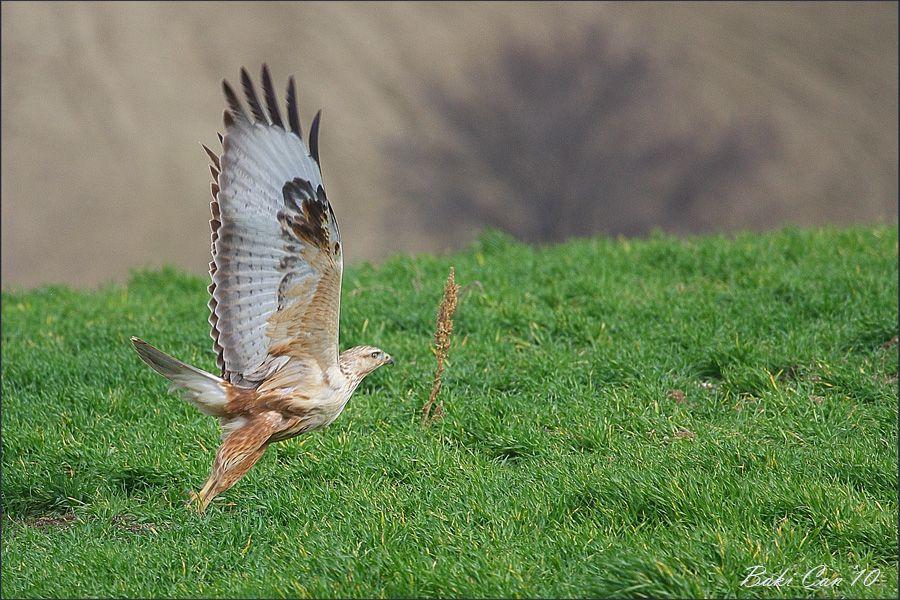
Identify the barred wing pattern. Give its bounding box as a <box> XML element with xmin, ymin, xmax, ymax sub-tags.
<box><xmin>205</xmin><ymin>65</ymin><xmax>342</xmax><ymax>388</ymax></box>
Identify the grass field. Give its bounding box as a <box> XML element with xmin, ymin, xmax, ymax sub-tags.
<box><xmin>2</xmin><ymin>227</ymin><xmax>898</xmax><ymax>598</ymax></box>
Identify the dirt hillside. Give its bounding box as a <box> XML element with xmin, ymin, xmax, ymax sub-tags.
<box><xmin>2</xmin><ymin>2</ymin><xmax>896</xmax><ymax>288</ymax></box>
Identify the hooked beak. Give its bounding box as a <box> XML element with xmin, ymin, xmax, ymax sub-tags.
<box><xmin>386</xmin><ymin>355</ymin><xmax>395</xmax><ymax>366</ymax></box>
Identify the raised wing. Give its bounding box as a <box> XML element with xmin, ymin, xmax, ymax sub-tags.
<box><xmin>205</xmin><ymin>65</ymin><xmax>342</xmax><ymax>388</ymax></box>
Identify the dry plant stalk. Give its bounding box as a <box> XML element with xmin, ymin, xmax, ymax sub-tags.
<box><xmin>422</xmin><ymin>267</ymin><xmax>459</xmax><ymax>425</ymax></box>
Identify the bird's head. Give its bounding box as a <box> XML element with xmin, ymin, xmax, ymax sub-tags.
<box><xmin>339</xmin><ymin>345</ymin><xmax>394</xmax><ymax>381</ymax></box>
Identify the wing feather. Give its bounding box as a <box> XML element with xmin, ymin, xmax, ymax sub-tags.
<box><xmin>222</xmin><ymin>80</ymin><xmax>245</xmax><ymax>120</ymax></box>
<box><xmin>240</xmin><ymin>67</ymin><xmax>269</xmax><ymax>124</ymax></box>
<box><xmin>309</xmin><ymin>110</ymin><xmax>322</xmax><ymax>168</ymax></box>
<box><xmin>208</xmin><ymin>65</ymin><xmax>341</xmax><ymax>387</ymax></box>
<box><xmin>202</xmin><ymin>144</ymin><xmax>221</xmax><ymax>170</ymax></box>
<box><xmin>261</xmin><ymin>65</ymin><xmax>284</xmax><ymax>129</ymax></box>
<box><xmin>286</xmin><ymin>76</ymin><xmax>302</xmax><ymax>139</ymax></box>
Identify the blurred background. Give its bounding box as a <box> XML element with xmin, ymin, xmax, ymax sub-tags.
<box><xmin>2</xmin><ymin>1</ymin><xmax>897</xmax><ymax>288</ymax></box>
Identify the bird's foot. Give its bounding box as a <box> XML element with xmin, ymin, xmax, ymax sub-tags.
<box><xmin>185</xmin><ymin>490</ymin><xmax>206</xmax><ymax>513</ymax></box>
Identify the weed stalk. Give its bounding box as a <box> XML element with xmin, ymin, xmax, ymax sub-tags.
<box><xmin>422</xmin><ymin>267</ymin><xmax>459</xmax><ymax>425</ymax></box>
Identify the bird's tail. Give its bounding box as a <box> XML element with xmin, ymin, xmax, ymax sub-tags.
<box><xmin>131</xmin><ymin>336</ymin><xmax>229</xmax><ymax>417</ymax></box>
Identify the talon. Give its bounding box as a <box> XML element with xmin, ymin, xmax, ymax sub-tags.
<box><xmin>185</xmin><ymin>490</ymin><xmax>205</xmax><ymax>512</ymax></box>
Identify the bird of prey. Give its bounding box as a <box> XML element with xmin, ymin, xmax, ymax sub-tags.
<box><xmin>131</xmin><ymin>65</ymin><xmax>393</xmax><ymax>512</ymax></box>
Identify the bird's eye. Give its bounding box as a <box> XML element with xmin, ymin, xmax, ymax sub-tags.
<box><xmin>371</xmin><ymin>351</ymin><xmax>380</xmax><ymax>359</ymax></box>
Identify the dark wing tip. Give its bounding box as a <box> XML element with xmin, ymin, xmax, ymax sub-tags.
<box><xmin>309</xmin><ymin>109</ymin><xmax>322</xmax><ymax>168</ymax></box>
<box><xmin>286</xmin><ymin>76</ymin><xmax>302</xmax><ymax>139</ymax></box>
<box><xmin>222</xmin><ymin>79</ymin><xmax>244</xmax><ymax>120</ymax></box>
<box><xmin>240</xmin><ymin>66</ymin><xmax>268</xmax><ymax>124</ymax></box>
<box><xmin>261</xmin><ymin>64</ymin><xmax>284</xmax><ymax>128</ymax></box>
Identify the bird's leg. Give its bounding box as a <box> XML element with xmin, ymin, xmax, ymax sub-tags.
<box><xmin>191</xmin><ymin>413</ymin><xmax>280</xmax><ymax>512</ymax></box>
<box><xmin>195</xmin><ymin>446</ymin><xmax>267</xmax><ymax>512</ymax></box>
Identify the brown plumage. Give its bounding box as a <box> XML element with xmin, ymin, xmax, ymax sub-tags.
<box><xmin>131</xmin><ymin>65</ymin><xmax>393</xmax><ymax>512</ymax></box>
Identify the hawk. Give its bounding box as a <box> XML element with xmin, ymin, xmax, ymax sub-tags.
<box><xmin>131</xmin><ymin>65</ymin><xmax>393</xmax><ymax>511</ymax></box>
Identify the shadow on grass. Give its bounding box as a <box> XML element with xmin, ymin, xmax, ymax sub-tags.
<box><xmin>1</xmin><ymin>476</ymin><xmax>88</xmax><ymax>519</ymax></box>
<box><xmin>108</xmin><ymin>465</ymin><xmax>173</xmax><ymax>493</ymax></box>
<box><xmin>1</xmin><ymin>464</ymin><xmax>178</xmax><ymax>519</ymax></box>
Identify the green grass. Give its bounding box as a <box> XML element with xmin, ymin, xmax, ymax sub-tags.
<box><xmin>2</xmin><ymin>226</ymin><xmax>897</xmax><ymax>598</ymax></box>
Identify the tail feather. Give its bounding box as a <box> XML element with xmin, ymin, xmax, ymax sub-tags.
<box><xmin>131</xmin><ymin>337</ymin><xmax>229</xmax><ymax>417</ymax></box>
